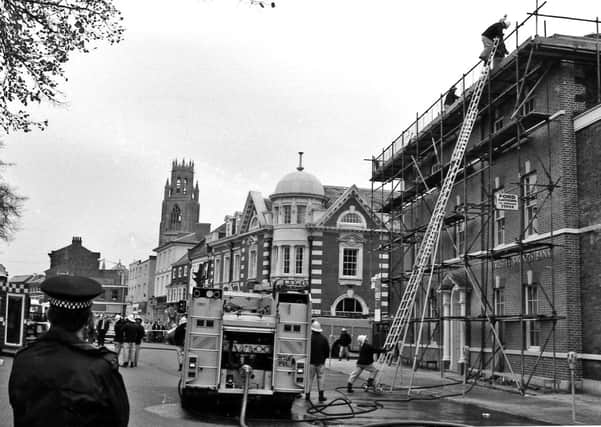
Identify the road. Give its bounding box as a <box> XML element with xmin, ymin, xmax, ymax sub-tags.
<box><xmin>0</xmin><ymin>346</ymin><xmax>566</xmax><ymax>426</ymax></box>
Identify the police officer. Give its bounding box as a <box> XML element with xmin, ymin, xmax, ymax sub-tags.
<box><xmin>8</xmin><ymin>275</ymin><xmax>129</xmax><ymax>427</ymax></box>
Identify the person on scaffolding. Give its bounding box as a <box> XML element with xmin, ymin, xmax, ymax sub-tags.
<box><xmin>480</xmin><ymin>15</ymin><xmax>510</xmax><ymax>67</ymax></box>
<box><xmin>346</xmin><ymin>335</ymin><xmax>389</xmax><ymax>393</ymax></box>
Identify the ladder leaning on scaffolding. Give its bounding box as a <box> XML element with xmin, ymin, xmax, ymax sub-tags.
<box><xmin>373</xmin><ymin>37</ymin><xmax>519</xmax><ymax>392</ymax></box>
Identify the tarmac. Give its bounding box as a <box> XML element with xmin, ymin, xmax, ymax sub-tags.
<box><xmin>140</xmin><ymin>343</ymin><xmax>601</xmax><ymax>425</ymax></box>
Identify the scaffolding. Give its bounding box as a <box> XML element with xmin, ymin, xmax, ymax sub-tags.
<box><xmin>370</xmin><ymin>1</ymin><xmax>601</xmax><ymax>393</ymax></box>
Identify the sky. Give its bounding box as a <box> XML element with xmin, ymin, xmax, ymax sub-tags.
<box><xmin>0</xmin><ymin>0</ymin><xmax>599</xmax><ymax>275</ymax></box>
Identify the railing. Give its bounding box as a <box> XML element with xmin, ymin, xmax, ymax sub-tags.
<box><xmin>371</xmin><ymin>2</ymin><xmax>593</xmax><ymax>172</ymax></box>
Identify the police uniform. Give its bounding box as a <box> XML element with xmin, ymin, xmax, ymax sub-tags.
<box><xmin>8</xmin><ymin>276</ymin><xmax>130</xmax><ymax>427</ymax></box>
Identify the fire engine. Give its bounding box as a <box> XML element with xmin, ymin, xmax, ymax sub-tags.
<box><xmin>178</xmin><ymin>279</ymin><xmax>311</xmax><ymax>415</ymax></box>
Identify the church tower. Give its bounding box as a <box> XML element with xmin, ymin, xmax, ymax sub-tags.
<box><xmin>158</xmin><ymin>159</ymin><xmax>201</xmax><ymax>246</ymax></box>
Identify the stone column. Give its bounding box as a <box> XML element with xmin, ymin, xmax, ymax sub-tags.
<box><xmin>442</xmin><ymin>290</ymin><xmax>451</xmax><ymax>364</ymax></box>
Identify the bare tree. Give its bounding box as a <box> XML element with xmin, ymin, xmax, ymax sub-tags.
<box><xmin>0</xmin><ymin>0</ymin><xmax>125</xmax><ymax>134</ymax></box>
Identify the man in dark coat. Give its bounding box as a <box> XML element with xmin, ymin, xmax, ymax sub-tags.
<box><xmin>346</xmin><ymin>335</ymin><xmax>388</xmax><ymax>393</ymax></box>
<box><xmin>173</xmin><ymin>316</ymin><xmax>187</xmax><ymax>371</ymax></box>
<box><xmin>307</xmin><ymin>320</ymin><xmax>330</xmax><ymax>402</ymax></box>
<box><xmin>121</xmin><ymin>314</ymin><xmax>138</xmax><ymax>368</ymax></box>
<box><xmin>8</xmin><ymin>275</ymin><xmax>129</xmax><ymax>427</ymax></box>
<box><xmin>480</xmin><ymin>16</ymin><xmax>510</xmax><ymax>66</ymax></box>
<box><xmin>96</xmin><ymin>313</ymin><xmax>111</xmax><ymax>347</ymax></box>
<box><xmin>133</xmin><ymin>317</ymin><xmax>145</xmax><ymax>367</ymax></box>
<box><xmin>113</xmin><ymin>314</ymin><xmax>125</xmax><ymax>362</ymax></box>
<box><xmin>338</xmin><ymin>328</ymin><xmax>352</xmax><ymax>361</ymax></box>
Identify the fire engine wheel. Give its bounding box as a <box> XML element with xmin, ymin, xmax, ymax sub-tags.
<box><xmin>272</xmin><ymin>394</ymin><xmax>295</xmax><ymax>416</ymax></box>
<box><xmin>178</xmin><ymin>378</ymin><xmax>194</xmax><ymax>410</ymax></box>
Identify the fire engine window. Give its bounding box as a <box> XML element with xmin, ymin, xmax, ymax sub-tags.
<box><xmin>206</xmin><ymin>320</ymin><xmax>214</xmax><ymax>327</ymax></box>
<box><xmin>293</xmin><ymin>325</ymin><xmax>301</xmax><ymax>332</ymax></box>
<box><xmin>284</xmin><ymin>324</ymin><xmax>291</xmax><ymax>332</ymax></box>
<box><xmin>196</xmin><ymin>319</ymin><xmax>205</xmax><ymax>327</ymax></box>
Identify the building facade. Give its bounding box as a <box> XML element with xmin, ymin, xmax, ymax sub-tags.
<box><xmin>371</xmin><ymin>33</ymin><xmax>601</xmax><ymax>391</ymax></box>
<box><xmin>126</xmin><ymin>256</ymin><xmax>156</xmax><ymax>318</ymax></box>
<box><xmin>45</xmin><ymin>237</ymin><xmax>128</xmax><ymax>315</ymax></box>
<box><xmin>203</xmin><ymin>164</ymin><xmax>390</xmax><ymax>341</ymax></box>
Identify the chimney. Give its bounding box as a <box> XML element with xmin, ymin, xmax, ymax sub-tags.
<box><xmin>72</xmin><ymin>236</ymin><xmax>82</xmax><ymax>245</ymax></box>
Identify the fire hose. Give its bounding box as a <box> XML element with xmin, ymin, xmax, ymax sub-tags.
<box><xmin>239</xmin><ymin>364</ymin><xmax>252</xmax><ymax>427</ymax></box>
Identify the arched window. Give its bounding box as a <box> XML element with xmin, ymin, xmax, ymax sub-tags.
<box><xmin>183</xmin><ymin>178</ymin><xmax>188</xmax><ymax>194</ymax></box>
<box><xmin>249</xmin><ymin>216</ymin><xmax>259</xmax><ymax>230</ymax></box>
<box><xmin>337</xmin><ymin>206</ymin><xmax>366</xmax><ymax>229</ymax></box>
<box><xmin>170</xmin><ymin>205</ymin><xmax>182</xmax><ymax>227</ymax></box>
<box><xmin>335</xmin><ymin>298</ymin><xmax>364</xmax><ymax>316</ymax></box>
<box><xmin>176</xmin><ymin>177</ymin><xmax>182</xmax><ymax>193</ymax></box>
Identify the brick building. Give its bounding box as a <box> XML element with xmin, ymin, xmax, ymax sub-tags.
<box><xmin>203</xmin><ymin>162</ymin><xmax>390</xmax><ymax>340</ymax></box>
<box><xmin>371</xmin><ymin>33</ymin><xmax>601</xmax><ymax>392</ymax></box>
<box><xmin>46</xmin><ymin>237</ymin><xmax>128</xmax><ymax>315</ymax></box>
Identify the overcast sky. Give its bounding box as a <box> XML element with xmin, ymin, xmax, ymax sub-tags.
<box><xmin>0</xmin><ymin>0</ymin><xmax>598</xmax><ymax>275</ymax></box>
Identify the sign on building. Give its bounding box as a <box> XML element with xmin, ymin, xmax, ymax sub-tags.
<box><xmin>495</xmin><ymin>193</ymin><xmax>519</xmax><ymax>210</ymax></box>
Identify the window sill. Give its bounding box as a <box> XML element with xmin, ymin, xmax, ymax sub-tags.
<box><xmin>338</xmin><ymin>278</ymin><xmax>362</xmax><ymax>286</ymax></box>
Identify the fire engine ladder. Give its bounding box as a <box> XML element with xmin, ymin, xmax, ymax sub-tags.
<box><xmin>375</xmin><ymin>38</ymin><xmax>502</xmax><ymax>390</ymax></box>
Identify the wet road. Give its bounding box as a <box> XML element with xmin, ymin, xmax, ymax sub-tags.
<box><xmin>0</xmin><ymin>347</ymin><xmax>550</xmax><ymax>426</ymax></box>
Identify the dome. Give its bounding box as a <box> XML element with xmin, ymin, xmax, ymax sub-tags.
<box><xmin>273</xmin><ymin>169</ymin><xmax>325</xmax><ymax>197</ymax></box>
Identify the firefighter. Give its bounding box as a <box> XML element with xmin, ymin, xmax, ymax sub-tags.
<box><xmin>307</xmin><ymin>320</ymin><xmax>330</xmax><ymax>402</ymax></box>
<box><xmin>346</xmin><ymin>335</ymin><xmax>388</xmax><ymax>393</ymax></box>
<box><xmin>174</xmin><ymin>316</ymin><xmax>187</xmax><ymax>371</ymax></box>
<box><xmin>8</xmin><ymin>275</ymin><xmax>129</xmax><ymax>427</ymax></box>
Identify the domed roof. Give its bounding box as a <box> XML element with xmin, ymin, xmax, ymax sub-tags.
<box><xmin>273</xmin><ymin>169</ymin><xmax>325</xmax><ymax>197</ymax></box>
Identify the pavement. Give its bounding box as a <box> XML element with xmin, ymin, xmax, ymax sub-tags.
<box><xmin>2</xmin><ymin>344</ymin><xmax>600</xmax><ymax>426</ymax></box>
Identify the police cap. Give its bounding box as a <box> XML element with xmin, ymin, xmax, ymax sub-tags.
<box><xmin>41</xmin><ymin>275</ymin><xmax>102</xmax><ymax>310</ymax></box>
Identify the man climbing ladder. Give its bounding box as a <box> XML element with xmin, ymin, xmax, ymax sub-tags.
<box><xmin>373</xmin><ymin>36</ymin><xmax>505</xmax><ymax>391</ymax></box>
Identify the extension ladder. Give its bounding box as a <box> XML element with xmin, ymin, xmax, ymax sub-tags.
<box><xmin>375</xmin><ymin>37</ymin><xmax>501</xmax><ymax>388</ymax></box>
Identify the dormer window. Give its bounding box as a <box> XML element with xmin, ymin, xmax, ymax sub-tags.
<box><xmin>337</xmin><ymin>206</ymin><xmax>366</xmax><ymax>229</ymax></box>
<box><xmin>250</xmin><ymin>216</ymin><xmax>259</xmax><ymax>230</ymax></box>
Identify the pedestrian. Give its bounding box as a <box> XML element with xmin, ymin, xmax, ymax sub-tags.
<box><xmin>133</xmin><ymin>316</ymin><xmax>145</xmax><ymax>367</ymax></box>
<box><xmin>113</xmin><ymin>314</ymin><xmax>125</xmax><ymax>361</ymax></box>
<box><xmin>307</xmin><ymin>320</ymin><xmax>330</xmax><ymax>402</ymax></box>
<box><xmin>96</xmin><ymin>313</ymin><xmax>111</xmax><ymax>347</ymax></box>
<box><xmin>480</xmin><ymin>15</ymin><xmax>510</xmax><ymax>66</ymax></box>
<box><xmin>8</xmin><ymin>275</ymin><xmax>129</xmax><ymax>427</ymax></box>
<box><xmin>346</xmin><ymin>335</ymin><xmax>388</xmax><ymax>393</ymax></box>
<box><xmin>173</xmin><ymin>316</ymin><xmax>187</xmax><ymax>371</ymax></box>
<box><xmin>338</xmin><ymin>328</ymin><xmax>352</xmax><ymax>361</ymax></box>
<box><xmin>121</xmin><ymin>314</ymin><xmax>138</xmax><ymax>368</ymax></box>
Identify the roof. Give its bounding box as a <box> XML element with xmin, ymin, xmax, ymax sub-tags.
<box><xmin>9</xmin><ymin>274</ymin><xmax>33</xmax><ymax>284</ymax></box>
<box><xmin>272</xmin><ymin>169</ymin><xmax>325</xmax><ymax>198</ymax></box>
<box><xmin>172</xmin><ymin>253</ymin><xmax>190</xmax><ymax>267</ymax></box>
<box><xmin>324</xmin><ymin>185</ymin><xmax>392</xmax><ymax>212</ymax></box>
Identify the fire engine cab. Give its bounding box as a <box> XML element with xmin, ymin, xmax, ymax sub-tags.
<box><xmin>178</xmin><ymin>280</ymin><xmax>311</xmax><ymax>414</ymax></box>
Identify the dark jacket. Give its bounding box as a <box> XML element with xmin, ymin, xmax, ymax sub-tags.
<box><xmin>96</xmin><ymin>318</ymin><xmax>110</xmax><ymax>335</ymax></box>
<box><xmin>482</xmin><ymin>22</ymin><xmax>506</xmax><ymax>40</ymax></box>
<box><xmin>114</xmin><ymin>319</ymin><xmax>126</xmax><ymax>343</ymax></box>
<box><xmin>9</xmin><ymin>327</ymin><xmax>129</xmax><ymax>427</ymax></box>
<box><xmin>174</xmin><ymin>323</ymin><xmax>186</xmax><ymax>347</ymax></box>
<box><xmin>357</xmin><ymin>342</ymin><xmax>386</xmax><ymax>366</ymax></box>
<box><xmin>310</xmin><ymin>331</ymin><xmax>330</xmax><ymax>366</ymax></box>
<box><xmin>134</xmin><ymin>323</ymin><xmax>145</xmax><ymax>345</ymax></box>
<box><xmin>122</xmin><ymin>321</ymin><xmax>139</xmax><ymax>343</ymax></box>
<box><xmin>339</xmin><ymin>331</ymin><xmax>352</xmax><ymax>347</ymax></box>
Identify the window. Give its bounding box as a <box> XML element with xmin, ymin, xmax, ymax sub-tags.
<box><xmin>184</xmin><ymin>265</ymin><xmax>188</xmax><ymax>276</ymax></box>
<box><xmin>178</xmin><ymin>266</ymin><xmax>183</xmax><ymax>278</ymax></box>
<box><xmin>215</xmin><ymin>258</ymin><xmax>222</xmax><ymax>283</ymax></box>
<box><xmin>172</xmin><ymin>269</ymin><xmax>176</xmax><ymax>279</ymax></box>
<box><xmin>342</xmin><ymin>248</ymin><xmax>358</xmax><ymax>277</ymax></box>
<box><xmin>273</xmin><ymin>207</ymin><xmax>279</xmax><ymax>225</ymax></box>
<box><xmin>493</xmin><ymin>190</ymin><xmax>505</xmax><ymax>246</ymax></box>
<box><xmin>493</xmin><ymin>108</ymin><xmax>503</xmax><ymax>132</ymax></box>
<box><xmin>338</xmin><ymin>208</ymin><xmax>366</xmax><ymax>228</ymax></box>
<box><xmin>523</xmin><ymin>173</ymin><xmax>538</xmax><ymax>237</ymax></box>
<box><xmin>183</xmin><ymin>178</ymin><xmax>188</xmax><ymax>194</ymax></box>
<box><xmin>282</xmin><ymin>246</ymin><xmax>291</xmax><ymax>274</ymax></box>
<box><xmin>494</xmin><ymin>279</ymin><xmax>505</xmax><ymax>316</ymax></box>
<box><xmin>111</xmin><ymin>289</ymin><xmax>119</xmax><ymax>301</ymax></box>
<box><xmin>250</xmin><ymin>216</ymin><xmax>259</xmax><ymax>230</ymax></box>
<box><xmin>454</xmin><ymin>220</ymin><xmax>465</xmax><ymax>257</ymax></box>
<box><xmin>522</xmin><ymin>98</ymin><xmax>534</xmax><ymax>115</ymax></box>
<box><xmin>295</xmin><ymin>246</ymin><xmax>304</xmax><ymax>274</ymax></box>
<box><xmin>525</xmin><ymin>272</ymin><xmax>540</xmax><ymax>349</ymax></box>
<box><xmin>283</xmin><ymin>205</ymin><xmax>292</xmax><ymax>224</ymax></box>
<box><xmin>249</xmin><ymin>250</ymin><xmax>257</xmax><ymax>278</ymax></box>
<box><xmin>296</xmin><ymin>205</ymin><xmax>306</xmax><ymax>224</ymax></box>
<box><xmin>176</xmin><ymin>177</ymin><xmax>181</xmax><ymax>193</ymax></box>
<box><xmin>335</xmin><ymin>298</ymin><xmax>363</xmax><ymax>316</ymax></box>
<box><xmin>233</xmin><ymin>253</ymin><xmax>240</xmax><ymax>281</ymax></box>
<box><xmin>272</xmin><ymin>246</ymin><xmax>279</xmax><ymax>275</ymax></box>
<box><xmin>170</xmin><ymin>205</ymin><xmax>182</xmax><ymax>226</ymax></box>
<box><xmin>223</xmin><ymin>256</ymin><xmax>230</xmax><ymax>283</ymax></box>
